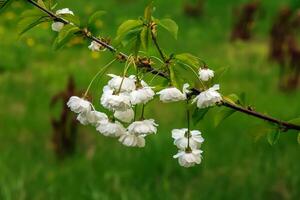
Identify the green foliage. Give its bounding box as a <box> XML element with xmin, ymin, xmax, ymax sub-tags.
<box><xmin>115</xmin><ymin>20</ymin><xmax>143</xmax><ymax>42</ymax></box>
<box><xmin>144</xmin><ymin>2</ymin><xmax>153</xmax><ymax>23</ymax></box>
<box><xmin>140</xmin><ymin>26</ymin><xmax>151</xmax><ymax>50</ymax></box>
<box><xmin>0</xmin><ymin>0</ymin><xmax>12</xmax><ymax>11</ymax></box>
<box><xmin>155</xmin><ymin>18</ymin><xmax>178</xmax><ymax>39</ymax></box>
<box><xmin>175</xmin><ymin>53</ymin><xmax>200</xmax><ymax>70</ymax></box>
<box><xmin>288</xmin><ymin>117</ymin><xmax>300</xmax><ymax>125</ymax></box>
<box><xmin>53</xmin><ymin>24</ymin><xmax>80</xmax><ymax>50</ymax></box>
<box><xmin>298</xmin><ymin>133</ymin><xmax>300</xmax><ymax>144</ymax></box>
<box><xmin>61</xmin><ymin>13</ymin><xmax>80</xmax><ymax>26</ymax></box>
<box><xmin>37</xmin><ymin>0</ymin><xmax>47</xmax><ymax>9</ymax></box>
<box><xmin>213</xmin><ymin>66</ymin><xmax>228</xmax><ymax>82</ymax></box>
<box><xmin>192</xmin><ymin>107</ymin><xmax>210</xmax><ymax>125</ymax></box>
<box><xmin>267</xmin><ymin>129</ymin><xmax>280</xmax><ymax>146</ymax></box>
<box><xmin>214</xmin><ymin>108</ymin><xmax>235</xmax><ymax>127</ymax></box>
<box><xmin>87</xmin><ymin>10</ymin><xmax>106</xmax><ymax>29</ymax></box>
<box><xmin>18</xmin><ymin>8</ymin><xmax>50</xmax><ymax>36</ymax></box>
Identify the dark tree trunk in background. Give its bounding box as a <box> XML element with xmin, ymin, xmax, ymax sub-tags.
<box><xmin>183</xmin><ymin>0</ymin><xmax>204</xmax><ymax>18</ymax></box>
<box><xmin>230</xmin><ymin>1</ymin><xmax>260</xmax><ymax>41</ymax></box>
<box><xmin>50</xmin><ymin>76</ymin><xmax>78</xmax><ymax>159</ymax></box>
<box><xmin>269</xmin><ymin>7</ymin><xmax>300</xmax><ymax>91</ymax></box>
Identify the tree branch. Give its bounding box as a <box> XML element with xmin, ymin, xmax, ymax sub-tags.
<box><xmin>25</xmin><ymin>0</ymin><xmax>300</xmax><ymax>131</ymax></box>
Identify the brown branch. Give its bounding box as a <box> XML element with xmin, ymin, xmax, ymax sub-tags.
<box><xmin>26</xmin><ymin>0</ymin><xmax>300</xmax><ymax>131</ymax></box>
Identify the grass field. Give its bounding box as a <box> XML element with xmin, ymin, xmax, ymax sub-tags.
<box><xmin>0</xmin><ymin>0</ymin><xmax>300</xmax><ymax>199</ymax></box>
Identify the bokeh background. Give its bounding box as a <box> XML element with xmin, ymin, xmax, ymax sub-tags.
<box><xmin>0</xmin><ymin>0</ymin><xmax>300</xmax><ymax>199</ymax></box>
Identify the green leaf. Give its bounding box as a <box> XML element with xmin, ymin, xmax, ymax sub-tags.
<box><xmin>0</xmin><ymin>0</ymin><xmax>13</xmax><ymax>11</ymax></box>
<box><xmin>53</xmin><ymin>24</ymin><xmax>80</xmax><ymax>50</ymax></box>
<box><xmin>140</xmin><ymin>26</ymin><xmax>150</xmax><ymax>50</ymax></box>
<box><xmin>213</xmin><ymin>67</ymin><xmax>228</xmax><ymax>82</ymax></box>
<box><xmin>175</xmin><ymin>53</ymin><xmax>199</xmax><ymax>70</ymax></box>
<box><xmin>214</xmin><ymin>107</ymin><xmax>236</xmax><ymax>127</ymax></box>
<box><xmin>21</xmin><ymin>9</ymin><xmax>44</xmax><ymax>18</ymax></box>
<box><xmin>223</xmin><ymin>93</ymin><xmax>240</xmax><ymax>105</ymax></box>
<box><xmin>88</xmin><ymin>10</ymin><xmax>106</xmax><ymax>27</ymax></box>
<box><xmin>192</xmin><ymin>107</ymin><xmax>210</xmax><ymax>125</ymax></box>
<box><xmin>169</xmin><ymin>65</ymin><xmax>180</xmax><ymax>88</ymax></box>
<box><xmin>288</xmin><ymin>117</ymin><xmax>300</xmax><ymax>125</ymax></box>
<box><xmin>267</xmin><ymin>129</ymin><xmax>280</xmax><ymax>146</ymax></box>
<box><xmin>116</xmin><ymin>19</ymin><xmax>143</xmax><ymax>41</ymax></box>
<box><xmin>37</xmin><ymin>0</ymin><xmax>47</xmax><ymax>9</ymax></box>
<box><xmin>297</xmin><ymin>132</ymin><xmax>300</xmax><ymax>144</ymax></box>
<box><xmin>18</xmin><ymin>16</ymin><xmax>49</xmax><ymax>35</ymax></box>
<box><xmin>144</xmin><ymin>2</ymin><xmax>153</xmax><ymax>22</ymax></box>
<box><xmin>157</xmin><ymin>18</ymin><xmax>178</xmax><ymax>39</ymax></box>
<box><xmin>61</xmin><ymin>14</ymin><xmax>80</xmax><ymax>26</ymax></box>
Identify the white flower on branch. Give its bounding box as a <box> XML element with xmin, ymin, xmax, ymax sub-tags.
<box><xmin>128</xmin><ymin>119</ymin><xmax>158</xmax><ymax>136</ymax></box>
<box><xmin>130</xmin><ymin>80</ymin><xmax>155</xmax><ymax>105</ymax></box>
<box><xmin>199</xmin><ymin>68</ymin><xmax>214</xmax><ymax>81</ymax></box>
<box><xmin>77</xmin><ymin>110</ymin><xmax>108</xmax><ymax>126</ymax></box>
<box><xmin>172</xmin><ymin>129</ymin><xmax>204</xmax><ymax>150</ymax></box>
<box><xmin>67</xmin><ymin>96</ymin><xmax>91</xmax><ymax>114</ymax></box>
<box><xmin>157</xmin><ymin>83</ymin><xmax>190</xmax><ymax>103</ymax></box>
<box><xmin>51</xmin><ymin>8</ymin><xmax>74</xmax><ymax>32</ymax></box>
<box><xmin>96</xmin><ymin>120</ymin><xmax>126</xmax><ymax>137</ymax></box>
<box><xmin>114</xmin><ymin>108</ymin><xmax>134</xmax><ymax>123</ymax></box>
<box><xmin>88</xmin><ymin>41</ymin><xmax>106</xmax><ymax>52</ymax></box>
<box><xmin>100</xmin><ymin>87</ymin><xmax>131</xmax><ymax>111</ymax></box>
<box><xmin>173</xmin><ymin>149</ymin><xmax>203</xmax><ymax>168</ymax></box>
<box><xmin>107</xmin><ymin>74</ymin><xmax>136</xmax><ymax>93</ymax></box>
<box><xmin>192</xmin><ymin>84</ymin><xmax>222</xmax><ymax>108</ymax></box>
<box><xmin>119</xmin><ymin>132</ymin><xmax>145</xmax><ymax>148</ymax></box>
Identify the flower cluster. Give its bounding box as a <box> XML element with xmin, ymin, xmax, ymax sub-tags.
<box><xmin>172</xmin><ymin>129</ymin><xmax>204</xmax><ymax>167</ymax></box>
<box><xmin>67</xmin><ymin>73</ymin><xmax>157</xmax><ymax>148</ymax></box>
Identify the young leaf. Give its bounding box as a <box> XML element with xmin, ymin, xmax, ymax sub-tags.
<box><xmin>157</xmin><ymin>18</ymin><xmax>178</xmax><ymax>39</ymax></box>
<box><xmin>53</xmin><ymin>24</ymin><xmax>80</xmax><ymax>50</ymax></box>
<box><xmin>214</xmin><ymin>107</ymin><xmax>236</xmax><ymax>127</ymax></box>
<box><xmin>37</xmin><ymin>0</ymin><xmax>47</xmax><ymax>9</ymax></box>
<box><xmin>61</xmin><ymin>14</ymin><xmax>80</xmax><ymax>26</ymax></box>
<box><xmin>144</xmin><ymin>2</ymin><xmax>153</xmax><ymax>22</ymax></box>
<box><xmin>169</xmin><ymin>65</ymin><xmax>180</xmax><ymax>88</ymax></box>
<box><xmin>297</xmin><ymin>132</ymin><xmax>300</xmax><ymax>144</ymax></box>
<box><xmin>223</xmin><ymin>93</ymin><xmax>241</xmax><ymax>105</ymax></box>
<box><xmin>88</xmin><ymin>10</ymin><xmax>106</xmax><ymax>27</ymax></box>
<box><xmin>116</xmin><ymin>20</ymin><xmax>143</xmax><ymax>41</ymax></box>
<box><xmin>175</xmin><ymin>53</ymin><xmax>200</xmax><ymax>70</ymax></box>
<box><xmin>140</xmin><ymin>26</ymin><xmax>150</xmax><ymax>50</ymax></box>
<box><xmin>18</xmin><ymin>16</ymin><xmax>49</xmax><ymax>35</ymax></box>
<box><xmin>267</xmin><ymin>129</ymin><xmax>280</xmax><ymax>146</ymax></box>
<box><xmin>192</xmin><ymin>107</ymin><xmax>210</xmax><ymax>125</ymax></box>
<box><xmin>288</xmin><ymin>117</ymin><xmax>300</xmax><ymax>125</ymax></box>
<box><xmin>213</xmin><ymin>67</ymin><xmax>228</xmax><ymax>82</ymax></box>
<box><xmin>0</xmin><ymin>0</ymin><xmax>12</xmax><ymax>11</ymax></box>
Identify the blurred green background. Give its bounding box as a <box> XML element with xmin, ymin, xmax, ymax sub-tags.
<box><xmin>0</xmin><ymin>0</ymin><xmax>300</xmax><ymax>199</ymax></box>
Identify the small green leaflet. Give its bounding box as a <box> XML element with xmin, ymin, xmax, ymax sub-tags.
<box><xmin>18</xmin><ymin>16</ymin><xmax>50</xmax><ymax>35</ymax></box>
<box><xmin>61</xmin><ymin>14</ymin><xmax>80</xmax><ymax>26</ymax></box>
<box><xmin>214</xmin><ymin>108</ymin><xmax>236</xmax><ymax>127</ymax></box>
<box><xmin>53</xmin><ymin>24</ymin><xmax>80</xmax><ymax>50</ymax></box>
<box><xmin>175</xmin><ymin>53</ymin><xmax>199</xmax><ymax>70</ymax></box>
<box><xmin>267</xmin><ymin>129</ymin><xmax>280</xmax><ymax>146</ymax></box>
<box><xmin>115</xmin><ymin>19</ymin><xmax>143</xmax><ymax>41</ymax></box>
<box><xmin>156</xmin><ymin>18</ymin><xmax>178</xmax><ymax>40</ymax></box>
<box><xmin>88</xmin><ymin>10</ymin><xmax>106</xmax><ymax>27</ymax></box>
<box><xmin>297</xmin><ymin>132</ymin><xmax>300</xmax><ymax>144</ymax></box>
<box><xmin>144</xmin><ymin>2</ymin><xmax>153</xmax><ymax>23</ymax></box>
<box><xmin>140</xmin><ymin>26</ymin><xmax>151</xmax><ymax>50</ymax></box>
<box><xmin>288</xmin><ymin>117</ymin><xmax>300</xmax><ymax>125</ymax></box>
<box><xmin>192</xmin><ymin>107</ymin><xmax>210</xmax><ymax>125</ymax></box>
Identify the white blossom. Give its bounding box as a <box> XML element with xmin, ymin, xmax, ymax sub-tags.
<box><xmin>88</xmin><ymin>41</ymin><xmax>106</xmax><ymax>52</ymax></box>
<box><xmin>199</xmin><ymin>68</ymin><xmax>214</xmax><ymax>81</ymax></box>
<box><xmin>192</xmin><ymin>84</ymin><xmax>222</xmax><ymax>108</ymax></box>
<box><xmin>119</xmin><ymin>132</ymin><xmax>145</xmax><ymax>147</ymax></box>
<box><xmin>77</xmin><ymin>110</ymin><xmax>108</xmax><ymax>126</ymax></box>
<box><xmin>56</xmin><ymin>8</ymin><xmax>74</xmax><ymax>15</ymax></box>
<box><xmin>114</xmin><ymin>108</ymin><xmax>134</xmax><ymax>123</ymax></box>
<box><xmin>128</xmin><ymin>119</ymin><xmax>158</xmax><ymax>136</ymax></box>
<box><xmin>51</xmin><ymin>22</ymin><xmax>64</xmax><ymax>32</ymax></box>
<box><xmin>100</xmin><ymin>88</ymin><xmax>131</xmax><ymax>111</ymax></box>
<box><xmin>67</xmin><ymin>96</ymin><xmax>91</xmax><ymax>114</ymax></box>
<box><xmin>130</xmin><ymin>80</ymin><xmax>155</xmax><ymax>105</ymax></box>
<box><xmin>172</xmin><ymin>129</ymin><xmax>204</xmax><ymax>150</ymax></box>
<box><xmin>96</xmin><ymin>120</ymin><xmax>126</xmax><ymax>137</ymax></box>
<box><xmin>173</xmin><ymin>149</ymin><xmax>203</xmax><ymax>168</ymax></box>
<box><xmin>157</xmin><ymin>83</ymin><xmax>190</xmax><ymax>103</ymax></box>
<box><xmin>51</xmin><ymin>8</ymin><xmax>74</xmax><ymax>32</ymax></box>
<box><xmin>107</xmin><ymin>74</ymin><xmax>136</xmax><ymax>93</ymax></box>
